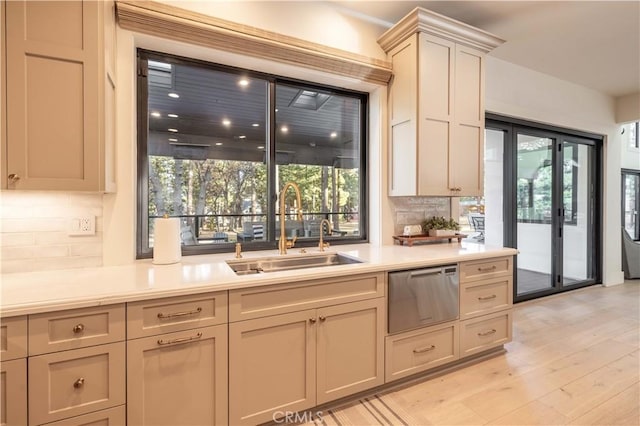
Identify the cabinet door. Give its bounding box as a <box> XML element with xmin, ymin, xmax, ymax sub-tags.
<box><xmin>29</xmin><ymin>342</ymin><xmax>125</xmax><ymax>425</ymax></box>
<box><xmin>316</xmin><ymin>298</ymin><xmax>384</xmax><ymax>405</ymax></box>
<box><xmin>450</xmin><ymin>44</ymin><xmax>485</xmax><ymax>196</ymax></box>
<box><xmin>229</xmin><ymin>310</ymin><xmax>316</xmax><ymax>426</ymax></box>
<box><xmin>1</xmin><ymin>358</ymin><xmax>27</xmax><ymax>426</ymax></box>
<box><xmin>388</xmin><ymin>36</ymin><xmax>418</xmax><ymax>196</ymax></box>
<box><xmin>5</xmin><ymin>1</ymin><xmax>100</xmax><ymax>190</ymax></box>
<box><xmin>418</xmin><ymin>33</ymin><xmax>455</xmax><ymax>196</ymax></box>
<box><xmin>127</xmin><ymin>324</ymin><xmax>228</xmax><ymax>426</ymax></box>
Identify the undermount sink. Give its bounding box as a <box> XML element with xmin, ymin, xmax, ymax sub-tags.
<box><xmin>226</xmin><ymin>252</ymin><xmax>363</xmax><ymax>275</ymax></box>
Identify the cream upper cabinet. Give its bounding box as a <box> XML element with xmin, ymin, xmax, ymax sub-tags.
<box><xmin>3</xmin><ymin>0</ymin><xmax>116</xmax><ymax>191</ymax></box>
<box><xmin>379</xmin><ymin>8</ymin><xmax>504</xmax><ymax>197</ymax></box>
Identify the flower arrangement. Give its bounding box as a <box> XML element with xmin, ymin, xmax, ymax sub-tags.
<box><xmin>422</xmin><ymin>216</ymin><xmax>460</xmax><ymax>237</ymax></box>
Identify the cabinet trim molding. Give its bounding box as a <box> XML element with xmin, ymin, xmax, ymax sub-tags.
<box><xmin>115</xmin><ymin>0</ymin><xmax>392</xmax><ymax>85</ymax></box>
<box><xmin>378</xmin><ymin>7</ymin><xmax>505</xmax><ymax>53</ymax></box>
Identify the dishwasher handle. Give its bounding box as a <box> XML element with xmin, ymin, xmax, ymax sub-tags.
<box><xmin>409</xmin><ymin>267</ymin><xmax>443</xmax><ymax>278</ymax></box>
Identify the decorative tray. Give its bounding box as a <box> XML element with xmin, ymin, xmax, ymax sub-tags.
<box><xmin>392</xmin><ymin>233</ymin><xmax>467</xmax><ymax>246</ymax></box>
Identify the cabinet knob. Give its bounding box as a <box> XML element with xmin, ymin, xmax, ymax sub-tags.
<box><xmin>319</xmin><ymin>316</ymin><xmax>326</xmax><ymax>322</ymax></box>
<box><xmin>72</xmin><ymin>323</ymin><xmax>85</xmax><ymax>334</ymax></box>
<box><xmin>7</xmin><ymin>173</ymin><xmax>20</xmax><ymax>182</ymax></box>
<box><xmin>73</xmin><ymin>377</ymin><xmax>85</xmax><ymax>389</ymax></box>
<box><xmin>309</xmin><ymin>318</ymin><xmax>317</xmax><ymax>324</ymax></box>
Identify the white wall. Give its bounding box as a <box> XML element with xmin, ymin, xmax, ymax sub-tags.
<box><xmin>486</xmin><ymin>56</ymin><xmax>624</xmax><ymax>286</ymax></box>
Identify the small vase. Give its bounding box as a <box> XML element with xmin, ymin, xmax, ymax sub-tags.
<box><xmin>428</xmin><ymin>229</ymin><xmax>456</xmax><ymax>237</ymax></box>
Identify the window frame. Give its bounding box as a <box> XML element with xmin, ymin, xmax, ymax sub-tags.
<box><xmin>136</xmin><ymin>49</ymin><xmax>369</xmax><ymax>258</ymax></box>
<box><xmin>622</xmin><ymin>168</ymin><xmax>640</xmax><ymax>241</ymax></box>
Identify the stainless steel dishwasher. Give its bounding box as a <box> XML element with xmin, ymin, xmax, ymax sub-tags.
<box><xmin>388</xmin><ymin>265</ymin><xmax>459</xmax><ymax>334</ymax></box>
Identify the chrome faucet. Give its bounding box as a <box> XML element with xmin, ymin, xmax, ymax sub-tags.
<box><xmin>318</xmin><ymin>219</ymin><xmax>332</xmax><ymax>252</ymax></box>
<box><xmin>279</xmin><ymin>182</ymin><xmax>303</xmax><ymax>255</ymax></box>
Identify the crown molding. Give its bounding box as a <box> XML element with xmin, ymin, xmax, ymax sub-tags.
<box><xmin>378</xmin><ymin>7</ymin><xmax>505</xmax><ymax>53</ymax></box>
<box><xmin>116</xmin><ymin>1</ymin><xmax>392</xmax><ymax>85</ymax></box>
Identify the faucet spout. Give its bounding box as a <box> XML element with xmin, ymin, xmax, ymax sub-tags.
<box><xmin>319</xmin><ymin>219</ymin><xmax>332</xmax><ymax>252</ymax></box>
<box><xmin>279</xmin><ymin>182</ymin><xmax>303</xmax><ymax>255</ymax></box>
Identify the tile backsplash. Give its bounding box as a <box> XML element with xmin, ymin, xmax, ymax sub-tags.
<box><xmin>0</xmin><ymin>192</ymin><xmax>104</xmax><ymax>273</ymax></box>
<box><xmin>390</xmin><ymin>197</ymin><xmax>451</xmax><ymax>235</ymax></box>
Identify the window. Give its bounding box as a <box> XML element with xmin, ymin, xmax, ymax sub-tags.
<box><xmin>626</xmin><ymin>121</ymin><xmax>639</xmax><ymax>149</ymax></box>
<box><xmin>516</xmin><ymin>138</ymin><xmax>578</xmax><ymax>225</ymax></box>
<box><xmin>137</xmin><ymin>50</ymin><xmax>367</xmax><ymax>257</ymax></box>
<box><xmin>622</xmin><ymin>169</ymin><xmax>640</xmax><ymax>241</ymax></box>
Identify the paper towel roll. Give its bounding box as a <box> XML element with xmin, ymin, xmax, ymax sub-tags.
<box><xmin>153</xmin><ymin>217</ymin><xmax>182</xmax><ymax>265</ymax></box>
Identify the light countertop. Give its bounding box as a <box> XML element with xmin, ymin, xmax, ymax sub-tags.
<box><xmin>1</xmin><ymin>243</ymin><xmax>517</xmax><ymax>316</ymax></box>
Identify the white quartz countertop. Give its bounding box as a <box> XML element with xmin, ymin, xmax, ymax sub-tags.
<box><xmin>1</xmin><ymin>243</ymin><xmax>517</xmax><ymax>316</ymax></box>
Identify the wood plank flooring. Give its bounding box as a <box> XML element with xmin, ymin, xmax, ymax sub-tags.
<box><xmin>314</xmin><ymin>281</ymin><xmax>640</xmax><ymax>425</ymax></box>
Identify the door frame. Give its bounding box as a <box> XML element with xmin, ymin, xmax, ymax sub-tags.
<box><xmin>486</xmin><ymin>114</ymin><xmax>603</xmax><ymax>303</ymax></box>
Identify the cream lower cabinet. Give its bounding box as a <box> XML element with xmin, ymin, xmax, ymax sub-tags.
<box><xmin>126</xmin><ymin>291</ymin><xmax>228</xmax><ymax>426</ymax></box>
<box><xmin>23</xmin><ymin>305</ymin><xmax>126</xmax><ymax>426</ymax></box>
<box><xmin>127</xmin><ymin>325</ymin><xmax>228</xmax><ymax>426</ymax></box>
<box><xmin>0</xmin><ymin>315</ymin><xmax>28</xmax><ymax>426</ymax></box>
<box><xmin>28</xmin><ymin>343</ymin><xmax>126</xmax><ymax>425</ymax></box>
<box><xmin>459</xmin><ymin>256</ymin><xmax>514</xmax><ymax>358</ymax></box>
<box><xmin>229</xmin><ymin>297</ymin><xmax>385</xmax><ymax>425</ymax></box>
<box><xmin>1</xmin><ymin>358</ymin><xmax>27</xmax><ymax>426</ymax></box>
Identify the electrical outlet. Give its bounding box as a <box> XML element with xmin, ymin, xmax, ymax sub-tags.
<box><xmin>69</xmin><ymin>216</ymin><xmax>96</xmax><ymax>236</ymax></box>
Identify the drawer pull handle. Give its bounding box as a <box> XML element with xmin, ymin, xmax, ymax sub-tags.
<box><xmin>73</xmin><ymin>378</ymin><xmax>85</xmax><ymax>389</ymax></box>
<box><xmin>157</xmin><ymin>332</ymin><xmax>203</xmax><ymax>346</ymax></box>
<box><xmin>477</xmin><ymin>329</ymin><xmax>497</xmax><ymax>337</ymax></box>
<box><xmin>478</xmin><ymin>294</ymin><xmax>497</xmax><ymax>301</ymax></box>
<box><xmin>309</xmin><ymin>318</ymin><xmax>317</xmax><ymax>324</ymax></box>
<box><xmin>319</xmin><ymin>316</ymin><xmax>326</xmax><ymax>322</ymax></box>
<box><xmin>157</xmin><ymin>307</ymin><xmax>202</xmax><ymax>319</ymax></box>
<box><xmin>477</xmin><ymin>266</ymin><xmax>497</xmax><ymax>272</ymax></box>
<box><xmin>72</xmin><ymin>323</ymin><xmax>85</xmax><ymax>334</ymax></box>
<box><xmin>413</xmin><ymin>345</ymin><xmax>436</xmax><ymax>354</ymax></box>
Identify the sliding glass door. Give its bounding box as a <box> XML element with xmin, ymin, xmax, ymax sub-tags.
<box><xmin>561</xmin><ymin>139</ymin><xmax>597</xmax><ymax>284</ymax></box>
<box><xmin>487</xmin><ymin>116</ymin><xmax>601</xmax><ymax>302</ymax></box>
<box><xmin>622</xmin><ymin>169</ymin><xmax>640</xmax><ymax>241</ymax></box>
<box><xmin>515</xmin><ymin>131</ymin><xmax>555</xmax><ymax>294</ymax></box>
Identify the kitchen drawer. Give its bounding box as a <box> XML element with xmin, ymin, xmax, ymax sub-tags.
<box><xmin>460</xmin><ymin>310</ymin><xmax>512</xmax><ymax>357</ymax></box>
<box><xmin>127</xmin><ymin>291</ymin><xmax>227</xmax><ymax>339</ymax></box>
<box><xmin>1</xmin><ymin>358</ymin><xmax>28</xmax><ymax>426</ymax></box>
<box><xmin>385</xmin><ymin>322</ymin><xmax>458</xmax><ymax>382</ymax></box>
<box><xmin>43</xmin><ymin>406</ymin><xmax>125</xmax><ymax>426</ymax></box>
<box><xmin>1</xmin><ymin>315</ymin><xmax>27</xmax><ymax>360</ymax></box>
<box><xmin>229</xmin><ymin>273</ymin><xmax>384</xmax><ymax>321</ymax></box>
<box><xmin>460</xmin><ymin>276</ymin><xmax>512</xmax><ymax>320</ymax></box>
<box><xmin>29</xmin><ymin>305</ymin><xmax>125</xmax><ymax>356</ymax></box>
<box><xmin>459</xmin><ymin>256</ymin><xmax>512</xmax><ymax>282</ymax></box>
<box><xmin>28</xmin><ymin>342</ymin><xmax>126</xmax><ymax>425</ymax></box>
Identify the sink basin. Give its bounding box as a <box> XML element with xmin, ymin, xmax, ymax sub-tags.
<box><xmin>226</xmin><ymin>252</ymin><xmax>363</xmax><ymax>275</ymax></box>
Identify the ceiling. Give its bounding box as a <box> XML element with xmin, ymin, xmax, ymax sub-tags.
<box><xmin>333</xmin><ymin>1</ymin><xmax>640</xmax><ymax>98</ymax></box>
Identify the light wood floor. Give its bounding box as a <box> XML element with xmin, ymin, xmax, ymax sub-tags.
<box><xmin>354</xmin><ymin>281</ymin><xmax>639</xmax><ymax>425</ymax></box>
